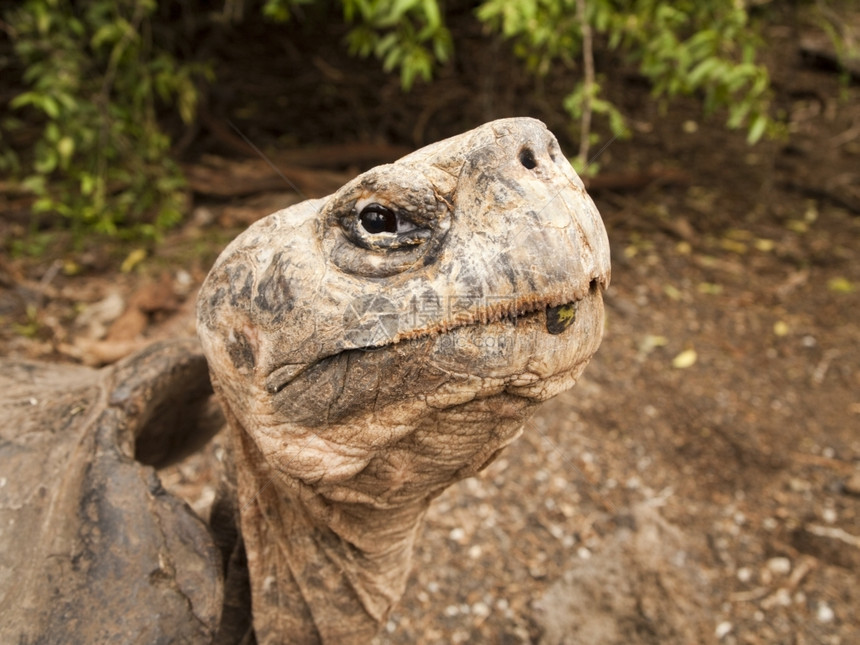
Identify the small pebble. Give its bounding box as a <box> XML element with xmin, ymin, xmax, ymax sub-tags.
<box><xmin>443</xmin><ymin>604</ymin><xmax>459</xmax><ymax>617</ymax></box>
<box><xmin>789</xmin><ymin>478</ymin><xmax>811</xmax><ymax>492</ymax></box>
<box><xmin>773</xmin><ymin>588</ymin><xmax>792</xmax><ymax>606</ymax></box>
<box><xmin>822</xmin><ymin>507</ymin><xmax>837</xmax><ymax>523</ymax></box>
<box><xmin>471</xmin><ymin>601</ymin><xmax>491</xmax><ymax>618</ymax></box>
<box><xmin>529</xmin><ymin>564</ymin><xmax>547</xmax><ymax>578</ymax></box>
<box><xmin>551</xmin><ymin>475</ymin><xmax>568</xmax><ymax>489</ymax></box>
<box><xmin>766</xmin><ymin>557</ymin><xmax>792</xmax><ymax>575</ymax></box>
<box><xmin>560</xmin><ymin>502</ymin><xmax>577</xmax><ymax>517</ymax></box>
<box><xmin>448</xmin><ymin>527</ymin><xmax>465</xmax><ymax>542</ymax></box>
<box><xmin>175</xmin><ymin>269</ymin><xmax>192</xmax><ymax>288</ymax></box>
<box><xmin>737</xmin><ymin>567</ymin><xmax>753</xmax><ymax>583</ymax></box>
<box><xmin>715</xmin><ymin>621</ymin><xmax>733</xmax><ymax>639</ymax></box>
<box><xmin>192</xmin><ymin>206</ymin><xmax>215</xmax><ymax>227</ymax></box>
<box><xmin>577</xmin><ymin>546</ymin><xmax>592</xmax><ymax>560</ymax></box>
<box><xmin>817</xmin><ymin>602</ymin><xmax>835</xmax><ymax>623</ymax></box>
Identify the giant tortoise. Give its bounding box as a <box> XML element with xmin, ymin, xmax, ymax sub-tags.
<box><xmin>0</xmin><ymin>118</ymin><xmax>610</xmax><ymax>644</ymax></box>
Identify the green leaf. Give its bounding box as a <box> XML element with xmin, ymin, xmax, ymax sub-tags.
<box><xmin>11</xmin><ymin>91</ymin><xmax>60</xmax><ymax>119</ymax></box>
<box><xmin>421</xmin><ymin>0</ymin><xmax>442</xmax><ymax>30</ymax></box>
<box><xmin>747</xmin><ymin>113</ymin><xmax>768</xmax><ymax>144</ymax></box>
<box><xmin>91</xmin><ymin>22</ymin><xmax>121</xmax><ymax>49</ymax></box>
<box><xmin>827</xmin><ymin>277</ymin><xmax>855</xmax><ymax>293</ymax></box>
<box><xmin>80</xmin><ymin>172</ymin><xmax>96</xmax><ymax>196</ymax></box>
<box><xmin>395</xmin><ymin>0</ymin><xmax>422</xmax><ymax>20</ymax></box>
<box><xmin>728</xmin><ymin>101</ymin><xmax>751</xmax><ymax>129</ymax></box>
<box><xmin>57</xmin><ymin>136</ymin><xmax>75</xmax><ymax>162</ymax></box>
<box><xmin>33</xmin><ymin>197</ymin><xmax>56</xmax><ymax>213</ymax></box>
<box><xmin>262</xmin><ymin>0</ymin><xmax>292</xmax><ymax>22</ymax></box>
<box><xmin>34</xmin><ymin>149</ymin><xmax>58</xmax><ymax>174</ymax></box>
<box><xmin>687</xmin><ymin>57</ymin><xmax>722</xmax><ymax>87</ymax></box>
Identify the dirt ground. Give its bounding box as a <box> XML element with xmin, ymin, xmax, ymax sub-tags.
<box><xmin>1</xmin><ymin>6</ymin><xmax>858</xmax><ymax>645</ymax></box>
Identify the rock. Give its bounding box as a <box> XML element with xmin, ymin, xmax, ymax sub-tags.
<box><xmin>765</xmin><ymin>557</ymin><xmax>792</xmax><ymax>575</ymax></box>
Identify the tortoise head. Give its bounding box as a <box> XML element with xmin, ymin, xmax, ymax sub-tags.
<box><xmin>197</xmin><ymin>117</ymin><xmax>610</xmax><ymax>492</ymax></box>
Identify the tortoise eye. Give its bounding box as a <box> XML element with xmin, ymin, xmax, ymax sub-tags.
<box><xmin>359</xmin><ymin>204</ymin><xmax>398</xmax><ymax>234</ymax></box>
<box><xmin>339</xmin><ymin>198</ymin><xmax>428</xmax><ymax>256</ymax></box>
<box><xmin>330</xmin><ymin>191</ymin><xmax>448</xmax><ymax>276</ymax></box>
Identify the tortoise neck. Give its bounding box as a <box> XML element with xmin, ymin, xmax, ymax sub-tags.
<box><xmin>230</xmin><ymin>423</ymin><xmax>426</xmax><ymax>645</ymax></box>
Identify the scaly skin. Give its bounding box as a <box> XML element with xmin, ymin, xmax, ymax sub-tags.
<box><xmin>197</xmin><ymin>117</ymin><xmax>611</xmax><ymax>643</ymax></box>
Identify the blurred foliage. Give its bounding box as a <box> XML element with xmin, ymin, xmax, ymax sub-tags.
<box><xmin>1</xmin><ymin>0</ymin><xmax>209</xmax><ymax>239</ymax></box>
<box><xmin>262</xmin><ymin>0</ymin><xmax>453</xmax><ymax>88</ymax></box>
<box><xmin>218</xmin><ymin>0</ymin><xmax>779</xmax><ymax>148</ymax></box>
<box><xmin>477</xmin><ymin>0</ymin><xmax>773</xmax><ymax>146</ymax></box>
<box><xmin>341</xmin><ymin>0</ymin><xmax>453</xmax><ymax>90</ymax></box>
<box><xmin>2</xmin><ymin>0</ymin><xmax>850</xmax><ymax>241</ymax></box>
<box><xmin>813</xmin><ymin>0</ymin><xmax>860</xmax><ymax>85</ymax></box>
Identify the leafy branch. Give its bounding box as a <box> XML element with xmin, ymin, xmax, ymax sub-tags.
<box><xmin>478</xmin><ymin>0</ymin><xmax>775</xmax><ymax>150</ymax></box>
<box><xmin>1</xmin><ymin>0</ymin><xmax>208</xmax><ymax>238</ymax></box>
<box><xmin>0</xmin><ymin>0</ymin><xmax>792</xmax><ymax>242</ymax></box>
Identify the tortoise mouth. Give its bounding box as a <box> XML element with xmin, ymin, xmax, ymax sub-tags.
<box><xmin>264</xmin><ymin>279</ymin><xmax>604</xmax><ymax>395</ymax></box>
<box><xmin>391</xmin><ymin>277</ymin><xmax>604</xmax><ymax>343</ymax></box>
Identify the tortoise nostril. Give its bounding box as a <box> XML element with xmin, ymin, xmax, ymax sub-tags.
<box><xmin>519</xmin><ymin>147</ymin><xmax>537</xmax><ymax>170</ymax></box>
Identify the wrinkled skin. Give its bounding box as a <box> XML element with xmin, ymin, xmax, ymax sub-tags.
<box><xmin>198</xmin><ymin>118</ymin><xmax>611</xmax><ymax>643</ymax></box>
